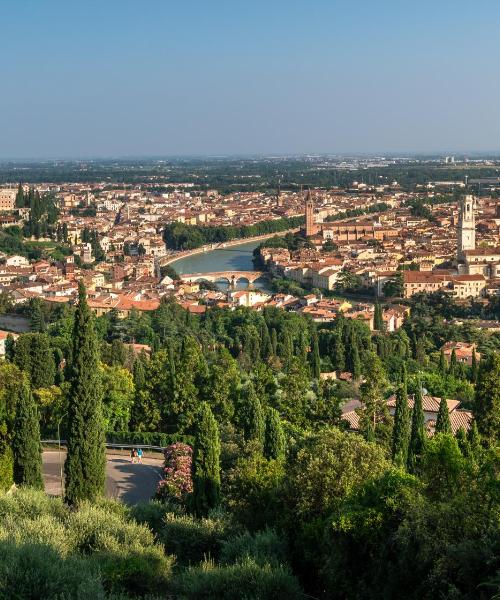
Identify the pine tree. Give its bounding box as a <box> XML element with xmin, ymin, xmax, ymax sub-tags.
<box><xmin>64</xmin><ymin>281</ymin><xmax>105</xmax><ymax>504</ymax></box>
<box><xmin>392</xmin><ymin>376</ymin><xmax>410</xmax><ymax>467</ymax></box>
<box><xmin>407</xmin><ymin>383</ymin><xmax>426</xmax><ymax>473</ymax></box>
<box><xmin>12</xmin><ymin>378</ymin><xmax>43</xmax><ymax>489</ymax></box>
<box><xmin>310</xmin><ymin>333</ymin><xmax>321</xmax><ymax>379</ymax></box>
<box><xmin>263</xmin><ymin>407</ymin><xmax>285</xmax><ymax>461</ymax></box>
<box><xmin>192</xmin><ymin>402</ymin><xmax>221</xmax><ymax>516</ymax></box>
<box><xmin>474</xmin><ymin>352</ymin><xmax>500</xmax><ymax>446</ymax></box>
<box><xmin>435</xmin><ymin>397</ymin><xmax>451</xmax><ymax>434</ymax></box>
<box><xmin>438</xmin><ymin>349</ymin><xmax>446</xmax><ymax>374</ymax></box>
<box><xmin>374</xmin><ymin>302</ymin><xmax>384</xmax><ymax>331</ymax></box>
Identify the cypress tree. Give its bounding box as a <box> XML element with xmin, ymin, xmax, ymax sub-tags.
<box><xmin>65</xmin><ymin>281</ymin><xmax>105</xmax><ymax>505</ymax></box>
<box><xmin>260</xmin><ymin>321</ymin><xmax>272</xmax><ymax>360</ymax></box>
<box><xmin>374</xmin><ymin>302</ymin><xmax>384</xmax><ymax>331</ymax></box>
<box><xmin>400</xmin><ymin>361</ymin><xmax>408</xmax><ymax>385</ymax></box>
<box><xmin>438</xmin><ymin>349</ymin><xmax>446</xmax><ymax>374</ymax></box>
<box><xmin>278</xmin><ymin>330</ymin><xmax>293</xmax><ymax>367</ymax></box>
<box><xmin>239</xmin><ymin>382</ymin><xmax>265</xmax><ymax>443</ymax></box>
<box><xmin>13</xmin><ymin>335</ymin><xmax>32</xmax><ymax>375</ymax></box>
<box><xmin>474</xmin><ymin>352</ymin><xmax>500</xmax><ymax>446</ymax></box>
<box><xmin>133</xmin><ymin>355</ymin><xmax>146</xmax><ymax>390</ymax></box>
<box><xmin>448</xmin><ymin>348</ymin><xmax>457</xmax><ymax>376</ymax></box>
<box><xmin>351</xmin><ymin>343</ymin><xmax>361</xmax><ymax>379</ymax></box>
<box><xmin>467</xmin><ymin>421</ymin><xmax>482</xmax><ymax>461</ymax></box>
<box><xmin>332</xmin><ymin>331</ymin><xmax>345</xmax><ymax>372</ymax></box>
<box><xmin>29</xmin><ymin>298</ymin><xmax>46</xmax><ymax>333</ymax></box>
<box><xmin>392</xmin><ymin>376</ymin><xmax>410</xmax><ymax>467</ymax></box>
<box><xmin>407</xmin><ymin>383</ymin><xmax>426</xmax><ymax>473</ymax></box>
<box><xmin>263</xmin><ymin>407</ymin><xmax>285</xmax><ymax>461</ymax></box>
<box><xmin>192</xmin><ymin>402</ymin><xmax>221</xmax><ymax>516</ymax></box>
<box><xmin>364</xmin><ymin>418</ymin><xmax>375</xmax><ymax>442</ymax></box>
<box><xmin>415</xmin><ymin>337</ymin><xmax>426</xmax><ymax>365</ymax></box>
<box><xmin>5</xmin><ymin>334</ymin><xmax>15</xmax><ymax>362</ymax></box>
<box><xmin>435</xmin><ymin>397</ymin><xmax>451</xmax><ymax>434</ymax></box>
<box><xmin>310</xmin><ymin>333</ymin><xmax>321</xmax><ymax>379</ymax></box>
<box><xmin>12</xmin><ymin>378</ymin><xmax>43</xmax><ymax>489</ymax></box>
<box><xmin>270</xmin><ymin>328</ymin><xmax>278</xmax><ymax>356</ymax></box>
<box><xmin>471</xmin><ymin>349</ymin><xmax>478</xmax><ymax>383</ymax></box>
<box><xmin>455</xmin><ymin>427</ymin><xmax>470</xmax><ymax>456</ymax></box>
<box><xmin>15</xmin><ymin>182</ymin><xmax>24</xmax><ymax>208</ymax></box>
<box><xmin>30</xmin><ymin>334</ymin><xmax>55</xmax><ymax>389</ymax></box>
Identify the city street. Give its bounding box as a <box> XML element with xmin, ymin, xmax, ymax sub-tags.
<box><xmin>42</xmin><ymin>450</ymin><xmax>163</xmax><ymax>505</ymax></box>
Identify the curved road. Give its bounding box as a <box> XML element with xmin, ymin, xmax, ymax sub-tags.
<box><xmin>42</xmin><ymin>450</ymin><xmax>163</xmax><ymax>504</ymax></box>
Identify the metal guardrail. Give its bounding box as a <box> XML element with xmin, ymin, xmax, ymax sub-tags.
<box><xmin>42</xmin><ymin>440</ymin><xmax>165</xmax><ymax>453</ymax></box>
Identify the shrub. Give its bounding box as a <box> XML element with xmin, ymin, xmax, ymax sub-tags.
<box><xmin>156</xmin><ymin>442</ymin><xmax>193</xmax><ymax>504</ymax></box>
<box><xmin>0</xmin><ymin>448</ymin><xmax>13</xmax><ymax>492</ymax></box>
<box><xmin>156</xmin><ymin>511</ymin><xmax>236</xmax><ymax>566</ymax></box>
<box><xmin>0</xmin><ymin>486</ymin><xmax>66</xmax><ymax>521</ymax></box>
<box><xmin>0</xmin><ymin>489</ymin><xmax>173</xmax><ymax>597</ymax></box>
<box><xmin>0</xmin><ymin>540</ymin><xmax>106</xmax><ymax>600</ymax></box>
<box><xmin>67</xmin><ymin>503</ymin><xmax>173</xmax><ymax>594</ymax></box>
<box><xmin>171</xmin><ymin>557</ymin><xmax>303</xmax><ymax>600</ymax></box>
<box><xmin>225</xmin><ymin>453</ymin><xmax>285</xmax><ymax>530</ymax></box>
<box><xmin>220</xmin><ymin>529</ymin><xmax>288</xmax><ymax>568</ymax></box>
<box><xmin>130</xmin><ymin>500</ymin><xmax>175</xmax><ymax>535</ymax></box>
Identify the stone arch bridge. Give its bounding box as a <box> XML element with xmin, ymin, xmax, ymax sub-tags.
<box><xmin>179</xmin><ymin>271</ymin><xmax>268</xmax><ymax>285</ymax></box>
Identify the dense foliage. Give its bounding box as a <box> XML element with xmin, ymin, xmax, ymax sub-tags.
<box><xmin>163</xmin><ymin>215</ymin><xmax>304</xmax><ymax>250</ymax></box>
<box><xmin>0</xmin><ymin>282</ymin><xmax>498</xmax><ymax>598</ymax></box>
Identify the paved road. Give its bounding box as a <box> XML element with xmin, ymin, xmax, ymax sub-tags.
<box><xmin>42</xmin><ymin>450</ymin><xmax>163</xmax><ymax>504</ymax></box>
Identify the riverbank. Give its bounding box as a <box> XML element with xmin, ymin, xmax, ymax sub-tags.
<box><xmin>159</xmin><ymin>228</ymin><xmax>299</xmax><ymax>268</ymax></box>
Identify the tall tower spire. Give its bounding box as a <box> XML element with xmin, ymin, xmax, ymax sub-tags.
<box><xmin>305</xmin><ymin>189</ymin><xmax>317</xmax><ymax>237</ymax></box>
<box><xmin>457</xmin><ymin>194</ymin><xmax>476</xmax><ymax>261</ymax></box>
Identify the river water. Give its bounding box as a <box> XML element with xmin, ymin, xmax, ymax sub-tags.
<box><xmin>171</xmin><ymin>240</ymin><xmax>270</xmax><ymax>291</ymax></box>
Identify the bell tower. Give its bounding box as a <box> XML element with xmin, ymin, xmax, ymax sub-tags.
<box><xmin>457</xmin><ymin>194</ymin><xmax>476</xmax><ymax>261</ymax></box>
<box><xmin>305</xmin><ymin>190</ymin><xmax>317</xmax><ymax>236</ymax></box>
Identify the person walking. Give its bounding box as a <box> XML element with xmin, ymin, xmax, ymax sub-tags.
<box><xmin>131</xmin><ymin>448</ymin><xmax>137</xmax><ymax>464</ymax></box>
<box><xmin>137</xmin><ymin>447</ymin><xmax>143</xmax><ymax>464</ymax></box>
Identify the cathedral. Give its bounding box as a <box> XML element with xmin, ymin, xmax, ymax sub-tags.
<box><xmin>457</xmin><ymin>195</ymin><xmax>500</xmax><ymax>279</ymax></box>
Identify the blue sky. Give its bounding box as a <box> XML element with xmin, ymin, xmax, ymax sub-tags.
<box><xmin>1</xmin><ymin>0</ymin><xmax>500</xmax><ymax>157</ymax></box>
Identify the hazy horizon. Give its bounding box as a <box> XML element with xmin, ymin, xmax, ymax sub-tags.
<box><xmin>2</xmin><ymin>1</ymin><xmax>500</xmax><ymax>159</ymax></box>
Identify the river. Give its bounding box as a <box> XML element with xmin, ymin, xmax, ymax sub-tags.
<box><xmin>171</xmin><ymin>240</ymin><xmax>270</xmax><ymax>291</ymax></box>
